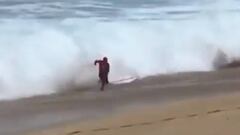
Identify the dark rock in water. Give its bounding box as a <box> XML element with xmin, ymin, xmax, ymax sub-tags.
<box><xmin>220</xmin><ymin>60</ymin><xmax>240</xmax><ymax>69</ymax></box>
<box><xmin>213</xmin><ymin>49</ymin><xmax>240</xmax><ymax>69</ymax></box>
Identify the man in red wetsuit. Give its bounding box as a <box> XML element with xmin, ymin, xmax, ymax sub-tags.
<box><xmin>94</xmin><ymin>57</ymin><xmax>110</xmax><ymax>91</ymax></box>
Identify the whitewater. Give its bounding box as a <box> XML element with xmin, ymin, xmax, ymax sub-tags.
<box><xmin>0</xmin><ymin>0</ymin><xmax>240</xmax><ymax>100</ymax></box>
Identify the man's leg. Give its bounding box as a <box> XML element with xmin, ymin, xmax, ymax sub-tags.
<box><xmin>101</xmin><ymin>73</ymin><xmax>109</xmax><ymax>91</ymax></box>
<box><xmin>106</xmin><ymin>73</ymin><xmax>109</xmax><ymax>84</ymax></box>
<box><xmin>99</xmin><ymin>73</ymin><xmax>105</xmax><ymax>91</ymax></box>
<box><xmin>100</xmin><ymin>77</ymin><xmax>105</xmax><ymax>91</ymax></box>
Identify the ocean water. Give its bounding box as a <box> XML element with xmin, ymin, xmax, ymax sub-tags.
<box><xmin>0</xmin><ymin>0</ymin><xmax>240</xmax><ymax>100</ymax></box>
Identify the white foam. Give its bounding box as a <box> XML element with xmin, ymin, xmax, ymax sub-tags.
<box><xmin>0</xmin><ymin>0</ymin><xmax>240</xmax><ymax>100</ymax></box>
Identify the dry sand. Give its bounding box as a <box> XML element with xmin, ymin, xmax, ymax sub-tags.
<box><xmin>28</xmin><ymin>93</ymin><xmax>240</xmax><ymax>135</ymax></box>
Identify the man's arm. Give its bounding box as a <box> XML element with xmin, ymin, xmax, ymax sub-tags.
<box><xmin>94</xmin><ymin>60</ymin><xmax>101</xmax><ymax>65</ymax></box>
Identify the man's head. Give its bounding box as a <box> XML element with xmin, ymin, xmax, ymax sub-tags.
<box><xmin>103</xmin><ymin>57</ymin><xmax>108</xmax><ymax>62</ymax></box>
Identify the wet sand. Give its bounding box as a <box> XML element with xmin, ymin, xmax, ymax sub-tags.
<box><xmin>1</xmin><ymin>68</ymin><xmax>240</xmax><ymax>135</ymax></box>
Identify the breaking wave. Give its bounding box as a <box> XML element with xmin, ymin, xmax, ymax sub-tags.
<box><xmin>0</xmin><ymin>0</ymin><xmax>240</xmax><ymax>100</ymax></box>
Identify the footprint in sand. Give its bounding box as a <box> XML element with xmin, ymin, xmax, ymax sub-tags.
<box><xmin>139</xmin><ymin>122</ymin><xmax>153</xmax><ymax>126</ymax></box>
<box><xmin>67</xmin><ymin>131</ymin><xmax>82</xmax><ymax>135</ymax></box>
<box><xmin>92</xmin><ymin>128</ymin><xmax>110</xmax><ymax>132</ymax></box>
<box><xmin>207</xmin><ymin>109</ymin><xmax>224</xmax><ymax>114</ymax></box>
<box><xmin>120</xmin><ymin>124</ymin><xmax>135</xmax><ymax>128</ymax></box>
<box><xmin>162</xmin><ymin>117</ymin><xmax>177</xmax><ymax>122</ymax></box>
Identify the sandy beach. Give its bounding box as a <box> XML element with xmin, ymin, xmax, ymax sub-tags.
<box><xmin>1</xmin><ymin>68</ymin><xmax>240</xmax><ymax>135</ymax></box>
<box><xmin>29</xmin><ymin>93</ymin><xmax>240</xmax><ymax>135</ymax></box>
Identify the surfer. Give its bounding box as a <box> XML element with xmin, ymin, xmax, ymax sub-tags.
<box><xmin>94</xmin><ymin>57</ymin><xmax>110</xmax><ymax>91</ymax></box>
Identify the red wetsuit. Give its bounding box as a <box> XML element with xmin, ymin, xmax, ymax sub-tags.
<box><xmin>94</xmin><ymin>59</ymin><xmax>110</xmax><ymax>90</ymax></box>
